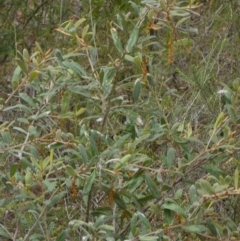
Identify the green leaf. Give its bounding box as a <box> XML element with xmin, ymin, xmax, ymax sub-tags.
<box><xmin>45</xmin><ymin>191</ymin><xmax>66</xmax><ymax>210</ymax></box>
<box><xmin>62</xmin><ymin>61</ymin><xmax>87</xmax><ymax>77</ymax></box>
<box><xmin>75</xmin><ymin>107</ymin><xmax>86</xmax><ymax>116</ymax></box>
<box><xmin>125</xmin><ymin>175</ymin><xmax>144</xmax><ymax>193</ymax></box>
<box><xmin>199</xmin><ymin>179</ymin><xmax>215</xmax><ymax>195</ymax></box>
<box><xmin>56</xmin><ymin>229</ymin><xmax>69</xmax><ymax>241</ymax></box>
<box><xmin>55</xmin><ymin>49</ymin><xmax>64</xmax><ymax>62</ymax></box>
<box><xmin>139</xmin><ymin>236</ymin><xmax>159</xmax><ymax>241</ymax></box>
<box><xmin>170</xmin><ymin>9</ymin><xmax>190</xmax><ymax>17</ymax></box>
<box><xmin>133</xmin><ymin>78</ymin><xmax>141</xmax><ymax>103</ymax></box>
<box><xmin>182</xmin><ymin>225</ymin><xmax>208</xmax><ymax>234</ymax></box>
<box><xmin>124</xmin><ymin>54</ymin><xmax>134</xmax><ymax>62</ymax></box>
<box><xmin>82</xmin><ymin>24</ymin><xmax>89</xmax><ymax>39</ymax></box>
<box><xmin>97</xmin><ymin>224</ymin><xmax>114</xmax><ymax>231</ymax></box>
<box><xmin>113</xmin><ymin>192</ymin><xmax>127</xmax><ymax>210</ymax></box>
<box><xmin>126</xmin><ymin>26</ymin><xmax>139</xmax><ymax>53</ymax></box>
<box><xmin>101</xmin><ymin>67</ymin><xmax>116</xmax><ymax>98</ymax></box>
<box><xmin>137</xmin><ymin>212</ymin><xmax>151</xmax><ymax>228</ymax></box>
<box><xmin>173</xmin><ymin>38</ymin><xmax>194</xmax><ymax>47</ymax></box>
<box><xmin>19</xmin><ymin>93</ymin><xmax>36</xmax><ymax>108</ymax></box>
<box><xmin>0</xmin><ymin>199</ymin><xmax>5</xmax><ymax>207</ymax></box>
<box><xmin>48</xmin><ymin>221</ymin><xmax>55</xmax><ymax>235</ymax></box>
<box><xmin>224</xmin><ymin>218</ymin><xmax>237</xmax><ymax>231</ymax></box>
<box><xmin>110</xmin><ymin>28</ymin><xmax>124</xmax><ymax>54</ymax></box>
<box><xmin>161</xmin><ymin>184</ymin><xmax>173</xmax><ymax>192</ymax></box>
<box><xmin>20</xmin><ymin>157</ymin><xmax>34</xmax><ymax>170</ymax></box>
<box><xmin>25</xmin><ymin>168</ymin><xmax>32</xmax><ymax>187</ymax></box>
<box><xmin>28</xmin><ymin>125</ymin><xmax>38</xmax><ymax>138</ymax></box>
<box><xmin>189</xmin><ymin>185</ymin><xmax>197</xmax><ymax>203</ymax></box>
<box><xmin>214</xmin><ymin>112</ymin><xmax>225</xmax><ymax>129</ymax></box>
<box><xmin>1</xmin><ymin>131</ymin><xmax>11</xmax><ymax>144</ymax></box>
<box><xmin>206</xmin><ymin>218</ymin><xmax>218</xmax><ymax>236</ymax></box>
<box><xmin>4</xmin><ymin>104</ymin><xmax>32</xmax><ymax>113</ymax></box>
<box><xmin>23</xmin><ymin>48</ymin><xmax>29</xmax><ymax>63</ymax></box>
<box><xmin>182</xmin><ymin>27</ymin><xmax>198</xmax><ymax>35</ymax></box>
<box><xmin>13</xmin><ymin>126</ymin><xmax>27</xmax><ymax>135</ymax></box>
<box><xmin>232</xmin><ymin>77</ymin><xmax>240</xmax><ymax>90</ymax></box>
<box><xmin>35</xmin><ymin>42</ymin><xmax>43</xmax><ymax>53</ymax></box>
<box><xmin>16</xmin><ymin>58</ymin><xmax>27</xmax><ymax>74</ymax></box>
<box><xmin>83</xmin><ymin>170</ymin><xmax>96</xmax><ymax>195</ymax></box>
<box><xmin>66</xmin><ymin>165</ymin><xmax>77</xmax><ymax>177</ymax></box>
<box><xmin>130</xmin><ymin>213</ymin><xmax>137</xmax><ymax>236</ymax></box>
<box><xmin>234</xmin><ymin>168</ymin><xmax>239</xmax><ymax>190</ymax></box>
<box><xmin>176</xmin><ymin>16</ymin><xmax>190</xmax><ymax>28</ymax></box>
<box><xmin>10</xmin><ymin>163</ymin><xmax>18</xmax><ymax>177</ymax></box>
<box><xmin>16</xmin><ymin>118</ymin><xmax>28</xmax><ymax>124</ymax></box>
<box><xmin>114</xmin><ymin>154</ymin><xmax>132</xmax><ymax>170</ymax></box>
<box><xmin>159</xmin><ymin>0</ymin><xmax>167</xmax><ymax>10</ymax></box>
<box><xmin>0</xmin><ymin>227</ymin><xmax>12</xmax><ymax>239</ymax></box>
<box><xmin>43</xmin><ymin>180</ymin><xmax>57</xmax><ymax>193</ymax></box>
<box><xmin>29</xmin><ymin>111</ymin><xmax>51</xmax><ymax>121</ymax></box>
<box><xmin>174</xmin><ymin>188</ymin><xmax>183</xmax><ymax>200</ymax></box>
<box><xmin>89</xmin><ymin>133</ymin><xmax>98</xmax><ymax>156</ymax></box>
<box><xmin>195</xmin><ymin>182</ymin><xmax>205</xmax><ymax>196</ymax></box>
<box><xmin>67</xmin><ymin>86</ymin><xmax>91</xmax><ymax>97</ymax></box>
<box><xmin>166</xmin><ymin>147</ymin><xmax>175</xmax><ymax>167</ymax></box>
<box><xmin>29</xmin><ymin>157</ymin><xmax>40</xmax><ymax>170</ymax></box>
<box><xmin>12</xmin><ymin>66</ymin><xmax>22</xmax><ymax>89</ymax></box>
<box><xmin>79</xmin><ymin>144</ymin><xmax>88</xmax><ymax>164</ymax></box>
<box><xmin>161</xmin><ymin>199</ymin><xmax>186</xmax><ymax>218</ymax></box>
<box><xmin>203</xmin><ymin>164</ymin><xmax>226</xmax><ymax>177</ymax></box>
<box><xmin>61</xmin><ymin>91</ymin><xmax>71</xmax><ymax>114</ymax></box>
<box><xmin>164</xmin><ymin>208</ymin><xmax>173</xmax><ymax>225</ymax></box>
<box><xmin>144</xmin><ymin>172</ymin><xmax>161</xmax><ymax>199</ymax></box>
<box><xmin>74</xmin><ymin>18</ymin><xmax>86</xmax><ymax>28</ymax></box>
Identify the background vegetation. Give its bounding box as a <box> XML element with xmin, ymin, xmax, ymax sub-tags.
<box><xmin>0</xmin><ymin>0</ymin><xmax>240</xmax><ymax>240</ymax></box>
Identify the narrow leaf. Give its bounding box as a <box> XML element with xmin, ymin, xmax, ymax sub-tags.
<box><xmin>133</xmin><ymin>78</ymin><xmax>141</xmax><ymax>103</ymax></box>
<box><xmin>114</xmin><ymin>154</ymin><xmax>132</xmax><ymax>170</ymax></box>
<box><xmin>110</xmin><ymin>28</ymin><xmax>124</xmax><ymax>54</ymax></box>
<box><xmin>16</xmin><ymin>58</ymin><xmax>27</xmax><ymax>74</ymax></box>
<box><xmin>161</xmin><ymin>201</ymin><xmax>186</xmax><ymax>218</ymax></box>
<box><xmin>10</xmin><ymin>163</ymin><xmax>18</xmax><ymax>177</ymax></box>
<box><xmin>166</xmin><ymin>147</ymin><xmax>175</xmax><ymax>167</ymax></box>
<box><xmin>23</xmin><ymin>48</ymin><xmax>30</xmax><ymax>63</ymax></box>
<box><xmin>234</xmin><ymin>168</ymin><xmax>239</xmax><ymax>190</ymax></box>
<box><xmin>79</xmin><ymin>144</ymin><xmax>88</xmax><ymax>164</ymax></box>
<box><xmin>214</xmin><ymin>112</ymin><xmax>225</xmax><ymax>129</ymax></box>
<box><xmin>82</xmin><ymin>24</ymin><xmax>89</xmax><ymax>39</ymax></box>
<box><xmin>130</xmin><ymin>213</ymin><xmax>137</xmax><ymax>236</ymax></box>
<box><xmin>206</xmin><ymin>218</ymin><xmax>218</xmax><ymax>236</ymax></box>
<box><xmin>61</xmin><ymin>91</ymin><xmax>71</xmax><ymax>114</ymax></box>
<box><xmin>164</xmin><ymin>209</ymin><xmax>173</xmax><ymax>225</ymax></box>
<box><xmin>200</xmin><ymin>179</ymin><xmax>215</xmax><ymax>195</ymax></box>
<box><xmin>19</xmin><ymin>93</ymin><xmax>37</xmax><ymax>108</ymax></box>
<box><xmin>144</xmin><ymin>172</ymin><xmax>161</xmax><ymax>199</ymax></box>
<box><xmin>139</xmin><ymin>236</ymin><xmax>159</xmax><ymax>241</ymax></box>
<box><xmin>74</xmin><ymin>18</ymin><xmax>86</xmax><ymax>28</ymax></box>
<box><xmin>63</xmin><ymin>61</ymin><xmax>87</xmax><ymax>77</ymax></box>
<box><xmin>0</xmin><ymin>227</ymin><xmax>11</xmax><ymax>239</ymax></box>
<box><xmin>83</xmin><ymin>170</ymin><xmax>96</xmax><ymax>195</ymax></box>
<box><xmin>12</xmin><ymin>66</ymin><xmax>22</xmax><ymax>89</ymax></box>
<box><xmin>137</xmin><ymin>212</ymin><xmax>151</xmax><ymax>228</ymax></box>
<box><xmin>66</xmin><ymin>165</ymin><xmax>77</xmax><ymax>177</ymax></box>
<box><xmin>45</xmin><ymin>191</ymin><xmax>66</xmax><ymax>210</ymax></box>
<box><xmin>67</xmin><ymin>86</ymin><xmax>91</xmax><ymax>97</ymax></box>
<box><xmin>182</xmin><ymin>225</ymin><xmax>208</xmax><ymax>234</ymax></box>
<box><xmin>126</xmin><ymin>26</ymin><xmax>139</xmax><ymax>53</ymax></box>
<box><xmin>189</xmin><ymin>185</ymin><xmax>197</xmax><ymax>203</ymax></box>
<box><xmin>113</xmin><ymin>192</ymin><xmax>127</xmax><ymax>210</ymax></box>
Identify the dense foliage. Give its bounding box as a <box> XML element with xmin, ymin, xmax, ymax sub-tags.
<box><xmin>1</xmin><ymin>0</ymin><xmax>240</xmax><ymax>240</ymax></box>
